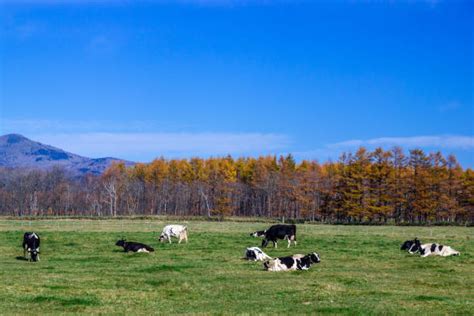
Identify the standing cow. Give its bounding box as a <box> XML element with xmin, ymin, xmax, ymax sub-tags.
<box><xmin>254</xmin><ymin>224</ymin><xmax>297</xmax><ymax>248</ymax></box>
<box><xmin>23</xmin><ymin>232</ymin><xmax>40</xmax><ymax>262</ymax></box>
<box><xmin>159</xmin><ymin>225</ymin><xmax>188</xmax><ymax>244</ymax></box>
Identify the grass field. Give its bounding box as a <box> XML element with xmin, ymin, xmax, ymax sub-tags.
<box><xmin>0</xmin><ymin>219</ymin><xmax>472</xmax><ymax>314</ymax></box>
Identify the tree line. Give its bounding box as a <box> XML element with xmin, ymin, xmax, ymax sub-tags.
<box><xmin>0</xmin><ymin>147</ymin><xmax>472</xmax><ymax>224</ymax></box>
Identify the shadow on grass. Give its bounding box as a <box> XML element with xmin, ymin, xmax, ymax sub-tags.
<box><xmin>30</xmin><ymin>295</ymin><xmax>101</xmax><ymax>307</ymax></box>
<box><xmin>15</xmin><ymin>256</ymin><xmax>28</xmax><ymax>261</ymax></box>
<box><xmin>145</xmin><ymin>279</ymin><xmax>173</xmax><ymax>287</ymax></box>
<box><xmin>414</xmin><ymin>295</ymin><xmax>450</xmax><ymax>302</ymax></box>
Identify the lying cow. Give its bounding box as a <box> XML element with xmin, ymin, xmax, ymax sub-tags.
<box><xmin>263</xmin><ymin>252</ymin><xmax>320</xmax><ymax>271</ymax></box>
<box><xmin>115</xmin><ymin>239</ymin><xmax>154</xmax><ymax>253</ymax></box>
<box><xmin>259</xmin><ymin>224</ymin><xmax>297</xmax><ymax>248</ymax></box>
<box><xmin>244</xmin><ymin>247</ymin><xmax>272</xmax><ymax>261</ymax></box>
<box><xmin>159</xmin><ymin>225</ymin><xmax>188</xmax><ymax>244</ymax></box>
<box><xmin>23</xmin><ymin>232</ymin><xmax>40</xmax><ymax>262</ymax></box>
<box><xmin>408</xmin><ymin>239</ymin><xmax>460</xmax><ymax>257</ymax></box>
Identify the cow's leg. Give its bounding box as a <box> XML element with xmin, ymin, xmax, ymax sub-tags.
<box><xmin>287</xmin><ymin>238</ymin><xmax>291</xmax><ymax>248</ymax></box>
<box><xmin>178</xmin><ymin>235</ymin><xmax>182</xmax><ymax>244</ymax></box>
<box><xmin>168</xmin><ymin>234</ymin><xmax>172</xmax><ymax>244</ymax></box>
<box><xmin>37</xmin><ymin>254</ymin><xmax>40</xmax><ymax>261</ymax></box>
<box><xmin>274</xmin><ymin>241</ymin><xmax>277</xmax><ymax>248</ymax></box>
<box><xmin>184</xmin><ymin>231</ymin><xmax>188</xmax><ymax>243</ymax></box>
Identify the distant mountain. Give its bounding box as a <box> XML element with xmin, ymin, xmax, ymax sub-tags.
<box><xmin>0</xmin><ymin>134</ymin><xmax>133</xmax><ymax>175</ymax></box>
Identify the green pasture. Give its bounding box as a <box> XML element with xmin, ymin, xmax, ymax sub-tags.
<box><xmin>0</xmin><ymin>219</ymin><xmax>472</xmax><ymax>314</ymax></box>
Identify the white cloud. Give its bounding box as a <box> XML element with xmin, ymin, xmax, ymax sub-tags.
<box><xmin>329</xmin><ymin>136</ymin><xmax>474</xmax><ymax>150</ymax></box>
<box><xmin>0</xmin><ymin>118</ymin><xmax>290</xmax><ymax>160</ymax></box>
<box><xmin>33</xmin><ymin>132</ymin><xmax>290</xmax><ymax>161</ymax></box>
<box><xmin>292</xmin><ymin>135</ymin><xmax>474</xmax><ymax>162</ymax></box>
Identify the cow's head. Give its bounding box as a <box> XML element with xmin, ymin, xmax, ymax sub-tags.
<box><xmin>408</xmin><ymin>238</ymin><xmax>422</xmax><ymax>254</ymax></box>
<box><xmin>401</xmin><ymin>239</ymin><xmax>417</xmax><ymax>251</ymax></box>
<box><xmin>115</xmin><ymin>239</ymin><xmax>126</xmax><ymax>247</ymax></box>
<box><xmin>250</xmin><ymin>230</ymin><xmax>266</xmax><ymax>238</ymax></box>
<box><xmin>300</xmin><ymin>252</ymin><xmax>320</xmax><ymax>266</ymax></box>
<box><xmin>28</xmin><ymin>247</ymin><xmax>39</xmax><ymax>262</ymax></box>
<box><xmin>246</xmin><ymin>249</ymin><xmax>257</xmax><ymax>260</ymax></box>
<box><xmin>308</xmin><ymin>252</ymin><xmax>321</xmax><ymax>264</ymax></box>
<box><xmin>158</xmin><ymin>234</ymin><xmax>166</xmax><ymax>243</ymax></box>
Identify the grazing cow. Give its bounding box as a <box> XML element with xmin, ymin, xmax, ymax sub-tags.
<box><xmin>23</xmin><ymin>232</ymin><xmax>40</xmax><ymax>262</ymax></box>
<box><xmin>260</xmin><ymin>224</ymin><xmax>297</xmax><ymax>248</ymax></box>
<box><xmin>263</xmin><ymin>252</ymin><xmax>320</xmax><ymax>271</ymax></box>
<box><xmin>250</xmin><ymin>230</ymin><xmax>266</xmax><ymax>238</ymax></box>
<box><xmin>244</xmin><ymin>247</ymin><xmax>272</xmax><ymax>261</ymax></box>
<box><xmin>408</xmin><ymin>239</ymin><xmax>460</xmax><ymax>257</ymax></box>
<box><xmin>159</xmin><ymin>225</ymin><xmax>188</xmax><ymax>244</ymax></box>
<box><xmin>115</xmin><ymin>239</ymin><xmax>154</xmax><ymax>253</ymax></box>
<box><xmin>401</xmin><ymin>238</ymin><xmax>419</xmax><ymax>253</ymax></box>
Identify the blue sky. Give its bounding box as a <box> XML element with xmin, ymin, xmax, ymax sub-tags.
<box><xmin>0</xmin><ymin>0</ymin><xmax>473</xmax><ymax>166</ymax></box>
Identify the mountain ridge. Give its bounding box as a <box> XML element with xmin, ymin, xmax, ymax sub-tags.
<box><xmin>0</xmin><ymin>133</ymin><xmax>133</xmax><ymax>175</ymax></box>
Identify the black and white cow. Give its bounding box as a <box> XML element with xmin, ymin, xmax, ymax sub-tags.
<box><xmin>244</xmin><ymin>247</ymin><xmax>272</xmax><ymax>261</ymax></box>
<box><xmin>115</xmin><ymin>239</ymin><xmax>155</xmax><ymax>253</ymax></box>
<box><xmin>23</xmin><ymin>232</ymin><xmax>40</xmax><ymax>262</ymax></box>
<box><xmin>263</xmin><ymin>252</ymin><xmax>320</xmax><ymax>271</ymax></box>
<box><xmin>407</xmin><ymin>239</ymin><xmax>460</xmax><ymax>257</ymax></box>
<box><xmin>260</xmin><ymin>224</ymin><xmax>297</xmax><ymax>248</ymax></box>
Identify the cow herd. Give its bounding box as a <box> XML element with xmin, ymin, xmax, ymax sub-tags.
<box><xmin>245</xmin><ymin>224</ymin><xmax>321</xmax><ymax>271</ymax></box>
<box><xmin>21</xmin><ymin>224</ymin><xmax>461</xmax><ymax>272</ymax></box>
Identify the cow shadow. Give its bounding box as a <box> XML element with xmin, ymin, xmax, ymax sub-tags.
<box><xmin>15</xmin><ymin>256</ymin><xmax>28</xmax><ymax>261</ymax></box>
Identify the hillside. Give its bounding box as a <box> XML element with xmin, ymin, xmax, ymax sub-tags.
<box><xmin>0</xmin><ymin>134</ymin><xmax>132</xmax><ymax>175</ymax></box>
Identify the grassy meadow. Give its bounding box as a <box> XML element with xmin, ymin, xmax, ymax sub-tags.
<box><xmin>0</xmin><ymin>219</ymin><xmax>472</xmax><ymax>314</ymax></box>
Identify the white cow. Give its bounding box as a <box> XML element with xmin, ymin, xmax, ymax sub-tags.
<box><xmin>159</xmin><ymin>225</ymin><xmax>188</xmax><ymax>244</ymax></box>
<box><xmin>244</xmin><ymin>247</ymin><xmax>272</xmax><ymax>261</ymax></box>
